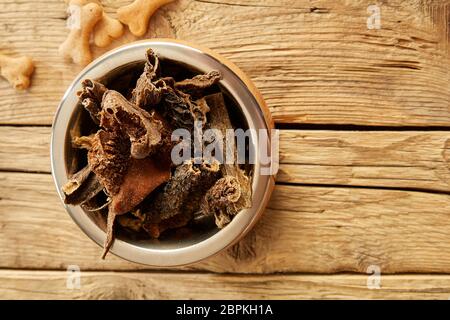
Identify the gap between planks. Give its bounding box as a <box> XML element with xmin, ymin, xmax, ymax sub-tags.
<box><xmin>3</xmin><ymin>126</ymin><xmax>450</xmax><ymax>193</ymax></box>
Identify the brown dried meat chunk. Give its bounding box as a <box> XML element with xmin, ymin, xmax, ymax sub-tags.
<box><xmin>100</xmin><ymin>90</ymin><xmax>164</xmax><ymax>159</ymax></box>
<box><xmin>111</xmin><ymin>157</ymin><xmax>170</xmax><ymax>215</ymax></box>
<box><xmin>62</xmin><ymin>165</ymin><xmax>104</xmax><ymax>205</ymax></box>
<box><xmin>62</xmin><ymin>165</ymin><xmax>91</xmax><ymax>196</ymax></box>
<box><xmin>102</xmin><ymin>157</ymin><xmax>171</xmax><ymax>258</ymax></box>
<box><xmin>161</xmin><ymin>88</ymin><xmax>195</xmax><ymax>129</ymax></box>
<box><xmin>77</xmin><ymin>79</ymin><xmax>107</xmax><ymax>124</ymax></box>
<box><xmin>87</xmin><ymin>129</ymin><xmax>130</xmax><ymax>196</ymax></box>
<box><xmin>140</xmin><ymin>158</ymin><xmax>220</xmax><ymax>238</ymax></box>
<box><xmin>153</xmin><ymin>158</ymin><xmax>220</xmax><ymax>221</ymax></box>
<box><xmin>161</xmin><ymin>88</ymin><xmax>210</xmax><ymax>130</ymax></box>
<box><xmin>193</xmin><ymin>97</ymin><xmax>210</xmax><ymax>126</ymax></box>
<box><xmin>175</xmin><ymin>70</ymin><xmax>221</xmax><ymax>97</ymax></box>
<box><xmin>101</xmin><ymin>206</ymin><xmax>117</xmax><ymax>259</ymax></box>
<box><xmin>131</xmin><ymin>49</ymin><xmax>167</xmax><ymax>108</ymax></box>
<box><xmin>200</xmin><ymin>176</ymin><xmax>242</xmax><ymax>228</ymax></box>
<box><xmin>202</xmin><ymin>93</ymin><xmax>253</xmax><ymax>227</ymax></box>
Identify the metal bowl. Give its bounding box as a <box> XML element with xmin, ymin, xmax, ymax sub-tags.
<box><xmin>51</xmin><ymin>39</ymin><xmax>275</xmax><ymax>266</ymax></box>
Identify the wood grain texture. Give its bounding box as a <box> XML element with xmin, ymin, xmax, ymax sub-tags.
<box><xmin>0</xmin><ymin>126</ymin><xmax>50</xmax><ymax>172</ymax></box>
<box><xmin>2</xmin><ymin>270</ymin><xmax>450</xmax><ymax>299</ymax></box>
<box><xmin>278</xmin><ymin>130</ymin><xmax>450</xmax><ymax>191</ymax></box>
<box><xmin>3</xmin><ymin>171</ymin><xmax>450</xmax><ymax>273</ymax></box>
<box><xmin>0</xmin><ymin>0</ymin><xmax>449</xmax><ymax>125</ymax></box>
<box><xmin>2</xmin><ymin>0</ymin><xmax>450</xmax><ymax>300</ymax></box>
<box><xmin>5</xmin><ymin>126</ymin><xmax>450</xmax><ymax>191</ymax></box>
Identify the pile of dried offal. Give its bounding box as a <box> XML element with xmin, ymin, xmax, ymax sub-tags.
<box><xmin>62</xmin><ymin>49</ymin><xmax>252</xmax><ymax>258</ymax></box>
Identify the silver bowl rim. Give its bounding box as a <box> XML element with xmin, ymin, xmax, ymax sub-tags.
<box><xmin>51</xmin><ymin>39</ymin><xmax>274</xmax><ymax>267</ymax></box>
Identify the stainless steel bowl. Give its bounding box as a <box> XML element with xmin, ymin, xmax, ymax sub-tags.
<box><xmin>51</xmin><ymin>39</ymin><xmax>275</xmax><ymax>266</ymax></box>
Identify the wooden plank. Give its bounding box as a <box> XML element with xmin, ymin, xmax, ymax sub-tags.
<box><xmin>0</xmin><ymin>0</ymin><xmax>449</xmax><ymax>126</ymax></box>
<box><xmin>0</xmin><ymin>126</ymin><xmax>50</xmax><ymax>172</ymax></box>
<box><xmin>278</xmin><ymin>130</ymin><xmax>450</xmax><ymax>192</ymax></box>
<box><xmin>4</xmin><ymin>126</ymin><xmax>450</xmax><ymax>192</ymax></box>
<box><xmin>1</xmin><ymin>270</ymin><xmax>450</xmax><ymax>299</ymax></box>
<box><xmin>2</xmin><ymin>171</ymin><xmax>450</xmax><ymax>273</ymax></box>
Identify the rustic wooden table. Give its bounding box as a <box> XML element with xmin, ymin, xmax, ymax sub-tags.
<box><xmin>1</xmin><ymin>0</ymin><xmax>450</xmax><ymax>299</ymax></box>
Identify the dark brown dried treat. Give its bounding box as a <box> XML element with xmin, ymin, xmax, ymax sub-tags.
<box><xmin>62</xmin><ymin>165</ymin><xmax>91</xmax><ymax>196</ymax></box>
<box><xmin>194</xmin><ymin>97</ymin><xmax>210</xmax><ymax>124</ymax></box>
<box><xmin>88</xmin><ymin>129</ymin><xmax>130</xmax><ymax>196</ymax></box>
<box><xmin>131</xmin><ymin>49</ymin><xmax>167</xmax><ymax>108</ymax></box>
<box><xmin>161</xmin><ymin>88</ymin><xmax>210</xmax><ymax>130</ymax></box>
<box><xmin>63</xmin><ymin>167</ymin><xmax>104</xmax><ymax>206</ymax></box>
<box><xmin>101</xmin><ymin>90</ymin><xmax>164</xmax><ymax>159</ymax></box>
<box><xmin>202</xmin><ymin>92</ymin><xmax>252</xmax><ymax>227</ymax></box>
<box><xmin>62</xmin><ymin>165</ymin><xmax>104</xmax><ymax>205</ymax></box>
<box><xmin>152</xmin><ymin>158</ymin><xmax>220</xmax><ymax>221</ymax></box>
<box><xmin>140</xmin><ymin>158</ymin><xmax>220</xmax><ymax>239</ymax></box>
<box><xmin>111</xmin><ymin>157</ymin><xmax>170</xmax><ymax>215</ymax></box>
<box><xmin>102</xmin><ymin>156</ymin><xmax>170</xmax><ymax>258</ymax></box>
<box><xmin>200</xmin><ymin>176</ymin><xmax>242</xmax><ymax>228</ymax></box>
<box><xmin>77</xmin><ymin>79</ymin><xmax>107</xmax><ymax>124</ymax></box>
<box><xmin>101</xmin><ymin>206</ymin><xmax>117</xmax><ymax>259</ymax></box>
<box><xmin>175</xmin><ymin>70</ymin><xmax>221</xmax><ymax>97</ymax></box>
<box><xmin>161</xmin><ymin>87</ymin><xmax>195</xmax><ymax>129</ymax></box>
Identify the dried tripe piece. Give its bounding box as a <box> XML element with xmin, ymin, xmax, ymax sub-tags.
<box><xmin>59</xmin><ymin>2</ymin><xmax>103</xmax><ymax>66</ymax></box>
<box><xmin>132</xmin><ymin>49</ymin><xmax>220</xmax><ymax>129</ymax></box>
<box><xmin>142</xmin><ymin>158</ymin><xmax>220</xmax><ymax>238</ymax></box>
<box><xmin>175</xmin><ymin>70</ymin><xmax>221</xmax><ymax>97</ymax></box>
<box><xmin>97</xmin><ymin>90</ymin><xmax>174</xmax><ymax>257</ymax></box>
<box><xmin>77</xmin><ymin>79</ymin><xmax>107</xmax><ymax>123</ymax></box>
<box><xmin>161</xmin><ymin>85</ymin><xmax>211</xmax><ymax>129</ymax></box>
<box><xmin>154</xmin><ymin>158</ymin><xmax>220</xmax><ymax>220</ymax></box>
<box><xmin>117</xmin><ymin>0</ymin><xmax>174</xmax><ymax>37</ymax></box>
<box><xmin>131</xmin><ymin>49</ymin><xmax>168</xmax><ymax>108</ymax></box>
<box><xmin>160</xmin><ymin>73</ymin><xmax>220</xmax><ymax>130</ymax></box>
<box><xmin>87</xmin><ymin>129</ymin><xmax>130</xmax><ymax>196</ymax></box>
<box><xmin>85</xmin><ymin>128</ymin><xmax>130</xmax><ymax>259</ymax></box>
<box><xmin>201</xmin><ymin>92</ymin><xmax>252</xmax><ymax>228</ymax></box>
<box><xmin>100</xmin><ymin>90</ymin><xmax>164</xmax><ymax>159</ymax></box>
<box><xmin>102</xmin><ymin>156</ymin><xmax>170</xmax><ymax>258</ymax></box>
<box><xmin>111</xmin><ymin>157</ymin><xmax>170</xmax><ymax>215</ymax></box>
<box><xmin>62</xmin><ymin>165</ymin><xmax>104</xmax><ymax>205</ymax></box>
<box><xmin>201</xmin><ymin>176</ymin><xmax>242</xmax><ymax>228</ymax></box>
<box><xmin>0</xmin><ymin>54</ymin><xmax>34</xmax><ymax>90</ymax></box>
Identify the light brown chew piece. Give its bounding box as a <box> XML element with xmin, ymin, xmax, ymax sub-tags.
<box><xmin>117</xmin><ymin>0</ymin><xmax>174</xmax><ymax>37</ymax></box>
<box><xmin>0</xmin><ymin>54</ymin><xmax>34</xmax><ymax>90</ymax></box>
<box><xmin>66</xmin><ymin>0</ymin><xmax>123</xmax><ymax>48</ymax></box>
<box><xmin>64</xmin><ymin>0</ymin><xmax>100</xmax><ymax>4</ymax></box>
<box><xmin>59</xmin><ymin>2</ymin><xmax>103</xmax><ymax>66</ymax></box>
<box><xmin>94</xmin><ymin>13</ymin><xmax>124</xmax><ymax>47</ymax></box>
